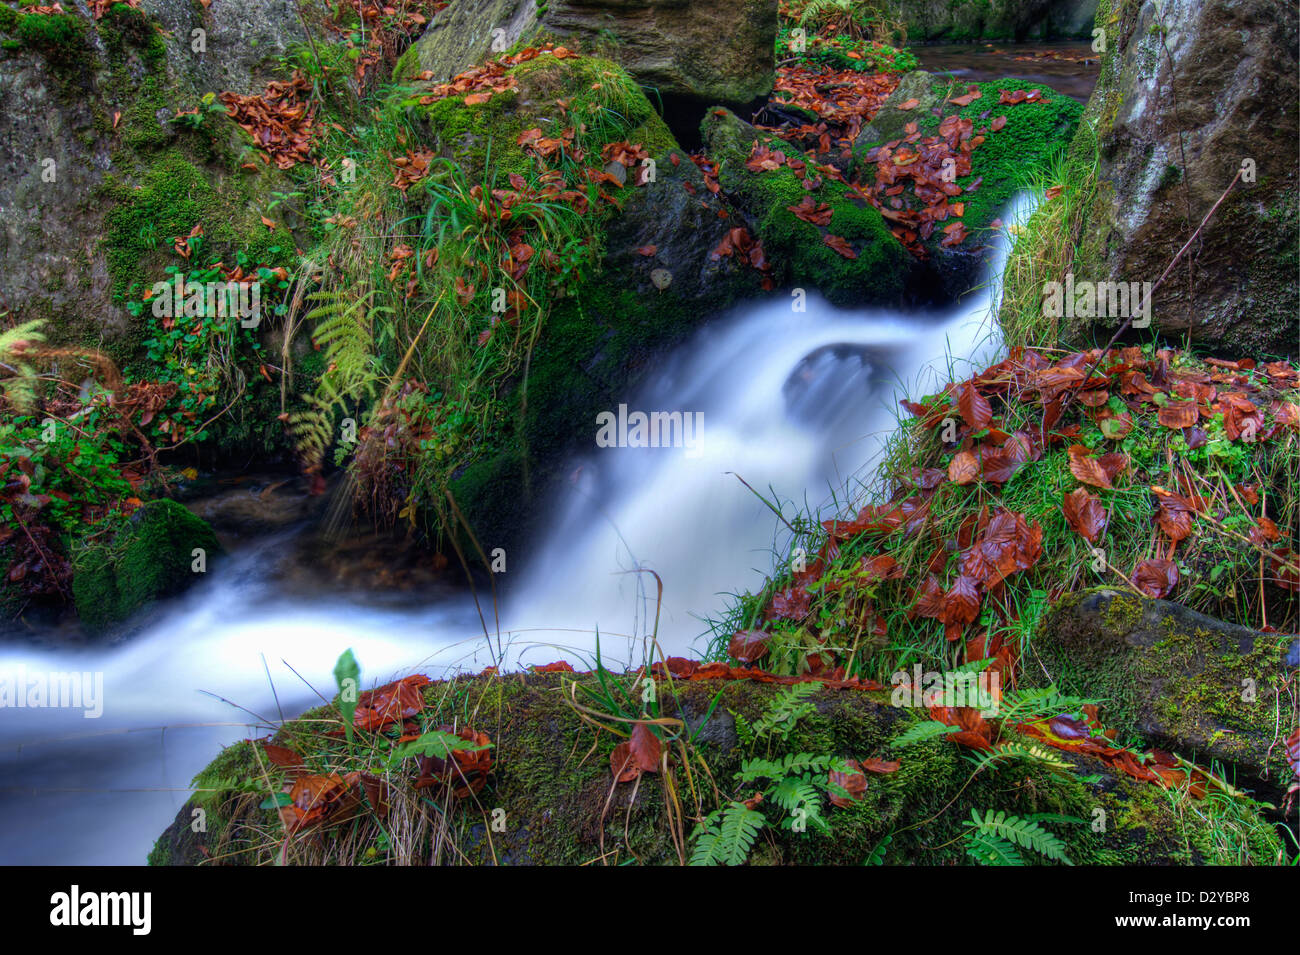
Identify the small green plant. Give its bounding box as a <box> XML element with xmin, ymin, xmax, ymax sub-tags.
<box><xmin>962</xmin><ymin>809</ymin><xmax>1079</xmax><ymax>865</ymax></box>
<box><xmin>691</xmin><ymin>683</ymin><xmax>853</xmax><ymax>865</ymax></box>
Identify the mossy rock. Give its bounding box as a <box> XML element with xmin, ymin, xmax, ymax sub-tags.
<box><xmin>701</xmin><ymin>108</ymin><xmax>911</xmax><ymax>307</ymax></box>
<box><xmin>853</xmin><ymin>72</ymin><xmax>1083</xmax><ymax>258</ymax></box>
<box><xmin>72</xmin><ymin>499</ymin><xmax>223</xmax><ymax>635</ymax></box>
<box><xmin>1033</xmin><ymin>588</ymin><xmax>1298</xmax><ymax>790</ymax></box>
<box><xmin>151</xmin><ymin>671</ymin><xmax>1283</xmax><ymax>865</ymax></box>
<box><xmin>406</xmin><ymin>53</ymin><xmax>677</xmax><ymax>184</ymax></box>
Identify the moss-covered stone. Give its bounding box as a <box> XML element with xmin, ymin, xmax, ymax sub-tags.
<box><xmin>1063</xmin><ymin>0</ymin><xmax>1299</xmax><ymax>355</ymax></box>
<box><xmin>853</xmin><ymin>73</ymin><xmax>1084</xmax><ymax>256</ymax></box>
<box><xmin>1033</xmin><ymin>589</ymin><xmax>1296</xmax><ymax>787</ymax></box>
<box><xmin>72</xmin><ymin>499</ymin><xmax>223</xmax><ymax>635</ymax></box>
<box><xmin>151</xmin><ymin>670</ymin><xmax>1282</xmax><ymax>865</ymax></box>
<box><xmin>702</xmin><ymin>108</ymin><xmax>911</xmax><ymax>307</ymax></box>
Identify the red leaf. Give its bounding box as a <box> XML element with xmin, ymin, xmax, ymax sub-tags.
<box><xmin>957</xmin><ymin>381</ymin><xmax>992</xmax><ymax>429</ymax></box>
<box><xmin>1062</xmin><ymin>488</ymin><xmax>1106</xmax><ymax>543</ymax></box>
<box><xmin>1131</xmin><ymin>559</ymin><xmax>1178</xmax><ymax>598</ymax></box>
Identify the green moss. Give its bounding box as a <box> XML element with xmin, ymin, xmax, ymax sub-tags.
<box><xmin>702</xmin><ymin>108</ymin><xmax>909</xmax><ymax>306</ymax></box>
<box><xmin>100</xmin><ymin>151</ymin><xmax>292</xmax><ymax>316</ymax></box>
<box><xmin>0</xmin><ymin>8</ymin><xmax>88</xmax><ymax>66</ymax></box>
<box><xmin>410</xmin><ymin>54</ymin><xmax>672</xmax><ymax>184</ymax></box>
<box><xmin>854</xmin><ymin>77</ymin><xmax>1083</xmax><ymax>249</ymax></box>
<box><xmin>72</xmin><ymin>499</ymin><xmax>222</xmax><ymax>634</ymax></box>
<box><xmin>1033</xmin><ymin>590</ymin><xmax>1294</xmax><ymax>784</ymax></box>
<box><xmin>161</xmin><ymin>671</ymin><xmax>1277</xmax><ymax>865</ymax></box>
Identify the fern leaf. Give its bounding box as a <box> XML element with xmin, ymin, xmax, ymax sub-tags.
<box><xmin>892</xmin><ymin>719</ymin><xmax>958</xmax><ymax>747</ymax></box>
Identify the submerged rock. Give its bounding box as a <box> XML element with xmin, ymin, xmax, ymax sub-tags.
<box><xmin>1066</xmin><ymin>0</ymin><xmax>1298</xmax><ymax>355</ymax></box>
<box><xmin>1035</xmin><ymin>589</ymin><xmax>1297</xmax><ymax>789</ymax></box>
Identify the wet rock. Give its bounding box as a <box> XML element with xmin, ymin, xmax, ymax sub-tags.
<box><xmin>153</xmin><ymin>671</ymin><xmax>1282</xmax><ymax>865</ymax></box>
<box><xmin>851</xmin><ymin>71</ymin><xmax>1082</xmax><ymax>301</ymax></box>
<box><xmin>702</xmin><ymin>108</ymin><xmax>910</xmax><ymax>307</ymax></box>
<box><xmin>1068</xmin><ymin>0</ymin><xmax>1299</xmax><ymax>355</ymax></box>
<box><xmin>1036</xmin><ymin>589</ymin><xmax>1297</xmax><ymax>788</ymax></box>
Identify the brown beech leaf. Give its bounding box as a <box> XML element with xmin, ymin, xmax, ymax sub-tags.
<box><xmin>859</xmin><ymin>757</ymin><xmax>901</xmax><ymax>774</ymax></box>
<box><xmin>1067</xmin><ymin>444</ymin><xmax>1112</xmax><ymax>489</ymax></box>
<box><xmin>828</xmin><ymin>760</ymin><xmax>868</xmax><ymax>808</ymax></box>
<box><xmin>728</xmin><ymin>629</ymin><xmax>770</xmax><ymax>664</ymax></box>
<box><xmin>858</xmin><ymin>554</ymin><xmax>903</xmax><ymax>583</ymax></box>
<box><xmin>957</xmin><ymin>381</ymin><xmax>992</xmax><ymax>429</ymax></box>
<box><xmin>1157</xmin><ymin>399</ymin><xmax>1198</xmax><ymax>429</ymax></box>
<box><xmin>610</xmin><ymin>742</ymin><xmax>639</xmax><ymax>783</ymax></box>
<box><xmin>1062</xmin><ymin>488</ymin><xmax>1106</xmax><ymax>543</ymax></box>
<box><xmin>1131</xmin><ymin>558</ymin><xmax>1178</xmax><ymax>598</ymax></box>
<box><xmin>823</xmin><ymin>233</ymin><xmax>858</xmax><ymax>259</ymax></box>
<box><xmin>948</xmin><ymin>450</ymin><xmax>980</xmax><ymax>485</ymax></box>
<box><xmin>1157</xmin><ymin>499</ymin><xmax>1194</xmax><ymax>545</ymax></box>
<box><xmin>629</xmin><ymin>722</ymin><xmax>662</xmax><ymax>773</ymax></box>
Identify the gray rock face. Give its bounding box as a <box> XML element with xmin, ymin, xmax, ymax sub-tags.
<box><xmin>398</xmin><ymin>0</ymin><xmax>779</xmax><ymax>110</ymax></box>
<box><xmin>396</xmin><ymin>0</ymin><xmax>540</xmax><ymax>83</ymax></box>
<box><xmin>1071</xmin><ymin>0</ymin><xmax>1299</xmax><ymax>355</ymax></box>
<box><xmin>0</xmin><ymin>2</ymin><xmax>304</xmax><ymax>343</ymax></box>
<box><xmin>142</xmin><ymin>0</ymin><xmax>307</xmax><ymax>96</ymax></box>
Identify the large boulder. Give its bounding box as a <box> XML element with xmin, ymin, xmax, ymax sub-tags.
<box><xmin>0</xmin><ymin>2</ymin><xmax>300</xmax><ymax>348</ymax></box>
<box><xmin>397</xmin><ymin>0</ymin><xmax>779</xmax><ymax>115</ymax></box>
<box><xmin>400</xmin><ymin>52</ymin><xmax>762</xmax><ymax>555</ymax></box>
<box><xmin>1034</xmin><ymin>589</ymin><xmax>1298</xmax><ymax>789</ymax></box>
<box><xmin>702</xmin><ymin>108</ymin><xmax>911</xmax><ymax>307</ymax></box>
<box><xmin>1066</xmin><ymin>0</ymin><xmax>1298</xmax><ymax>355</ymax></box>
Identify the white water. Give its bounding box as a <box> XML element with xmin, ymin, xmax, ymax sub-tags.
<box><xmin>0</xmin><ymin>196</ymin><xmax>1033</xmax><ymax>865</ymax></box>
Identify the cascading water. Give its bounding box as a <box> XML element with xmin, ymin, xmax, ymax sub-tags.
<box><xmin>0</xmin><ymin>194</ymin><xmax>1034</xmax><ymax>865</ymax></box>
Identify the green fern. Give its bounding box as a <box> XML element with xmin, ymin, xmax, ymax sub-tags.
<box><xmin>863</xmin><ymin>830</ymin><xmax>893</xmax><ymax>865</ymax></box>
<box><xmin>963</xmin><ymin>808</ymin><xmax>1076</xmax><ymax>866</ymax></box>
<box><xmin>751</xmin><ymin>682</ymin><xmax>819</xmax><ymax>742</ymax></box>
<box><xmin>291</xmin><ymin>289</ymin><xmax>385</xmax><ymax>470</ymax></box>
<box><xmin>690</xmin><ymin>802</ymin><xmax>765</xmax><ymax>866</ymax></box>
<box><xmin>892</xmin><ymin>719</ymin><xmax>959</xmax><ymax>747</ymax></box>
<box><xmin>967</xmin><ymin>740</ymin><xmax>1074</xmax><ymax>774</ymax></box>
<box><xmin>966</xmin><ymin>829</ymin><xmax>1025</xmax><ymax>866</ymax></box>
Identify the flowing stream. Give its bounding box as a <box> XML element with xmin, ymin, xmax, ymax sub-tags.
<box><xmin>0</xmin><ymin>195</ymin><xmax>1034</xmax><ymax>865</ymax></box>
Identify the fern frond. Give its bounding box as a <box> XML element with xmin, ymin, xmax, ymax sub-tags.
<box><xmin>965</xmin><ymin>808</ymin><xmax>1074</xmax><ymax>865</ymax></box>
<box><xmin>966</xmin><ymin>830</ymin><xmax>1024</xmax><ymax>866</ymax></box>
<box><xmin>690</xmin><ymin>803</ymin><xmax>764</xmax><ymax>866</ymax></box>
<box><xmin>892</xmin><ymin>719</ymin><xmax>958</xmax><ymax>747</ymax></box>
<box><xmin>968</xmin><ymin>740</ymin><xmax>1074</xmax><ymax>774</ymax></box>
